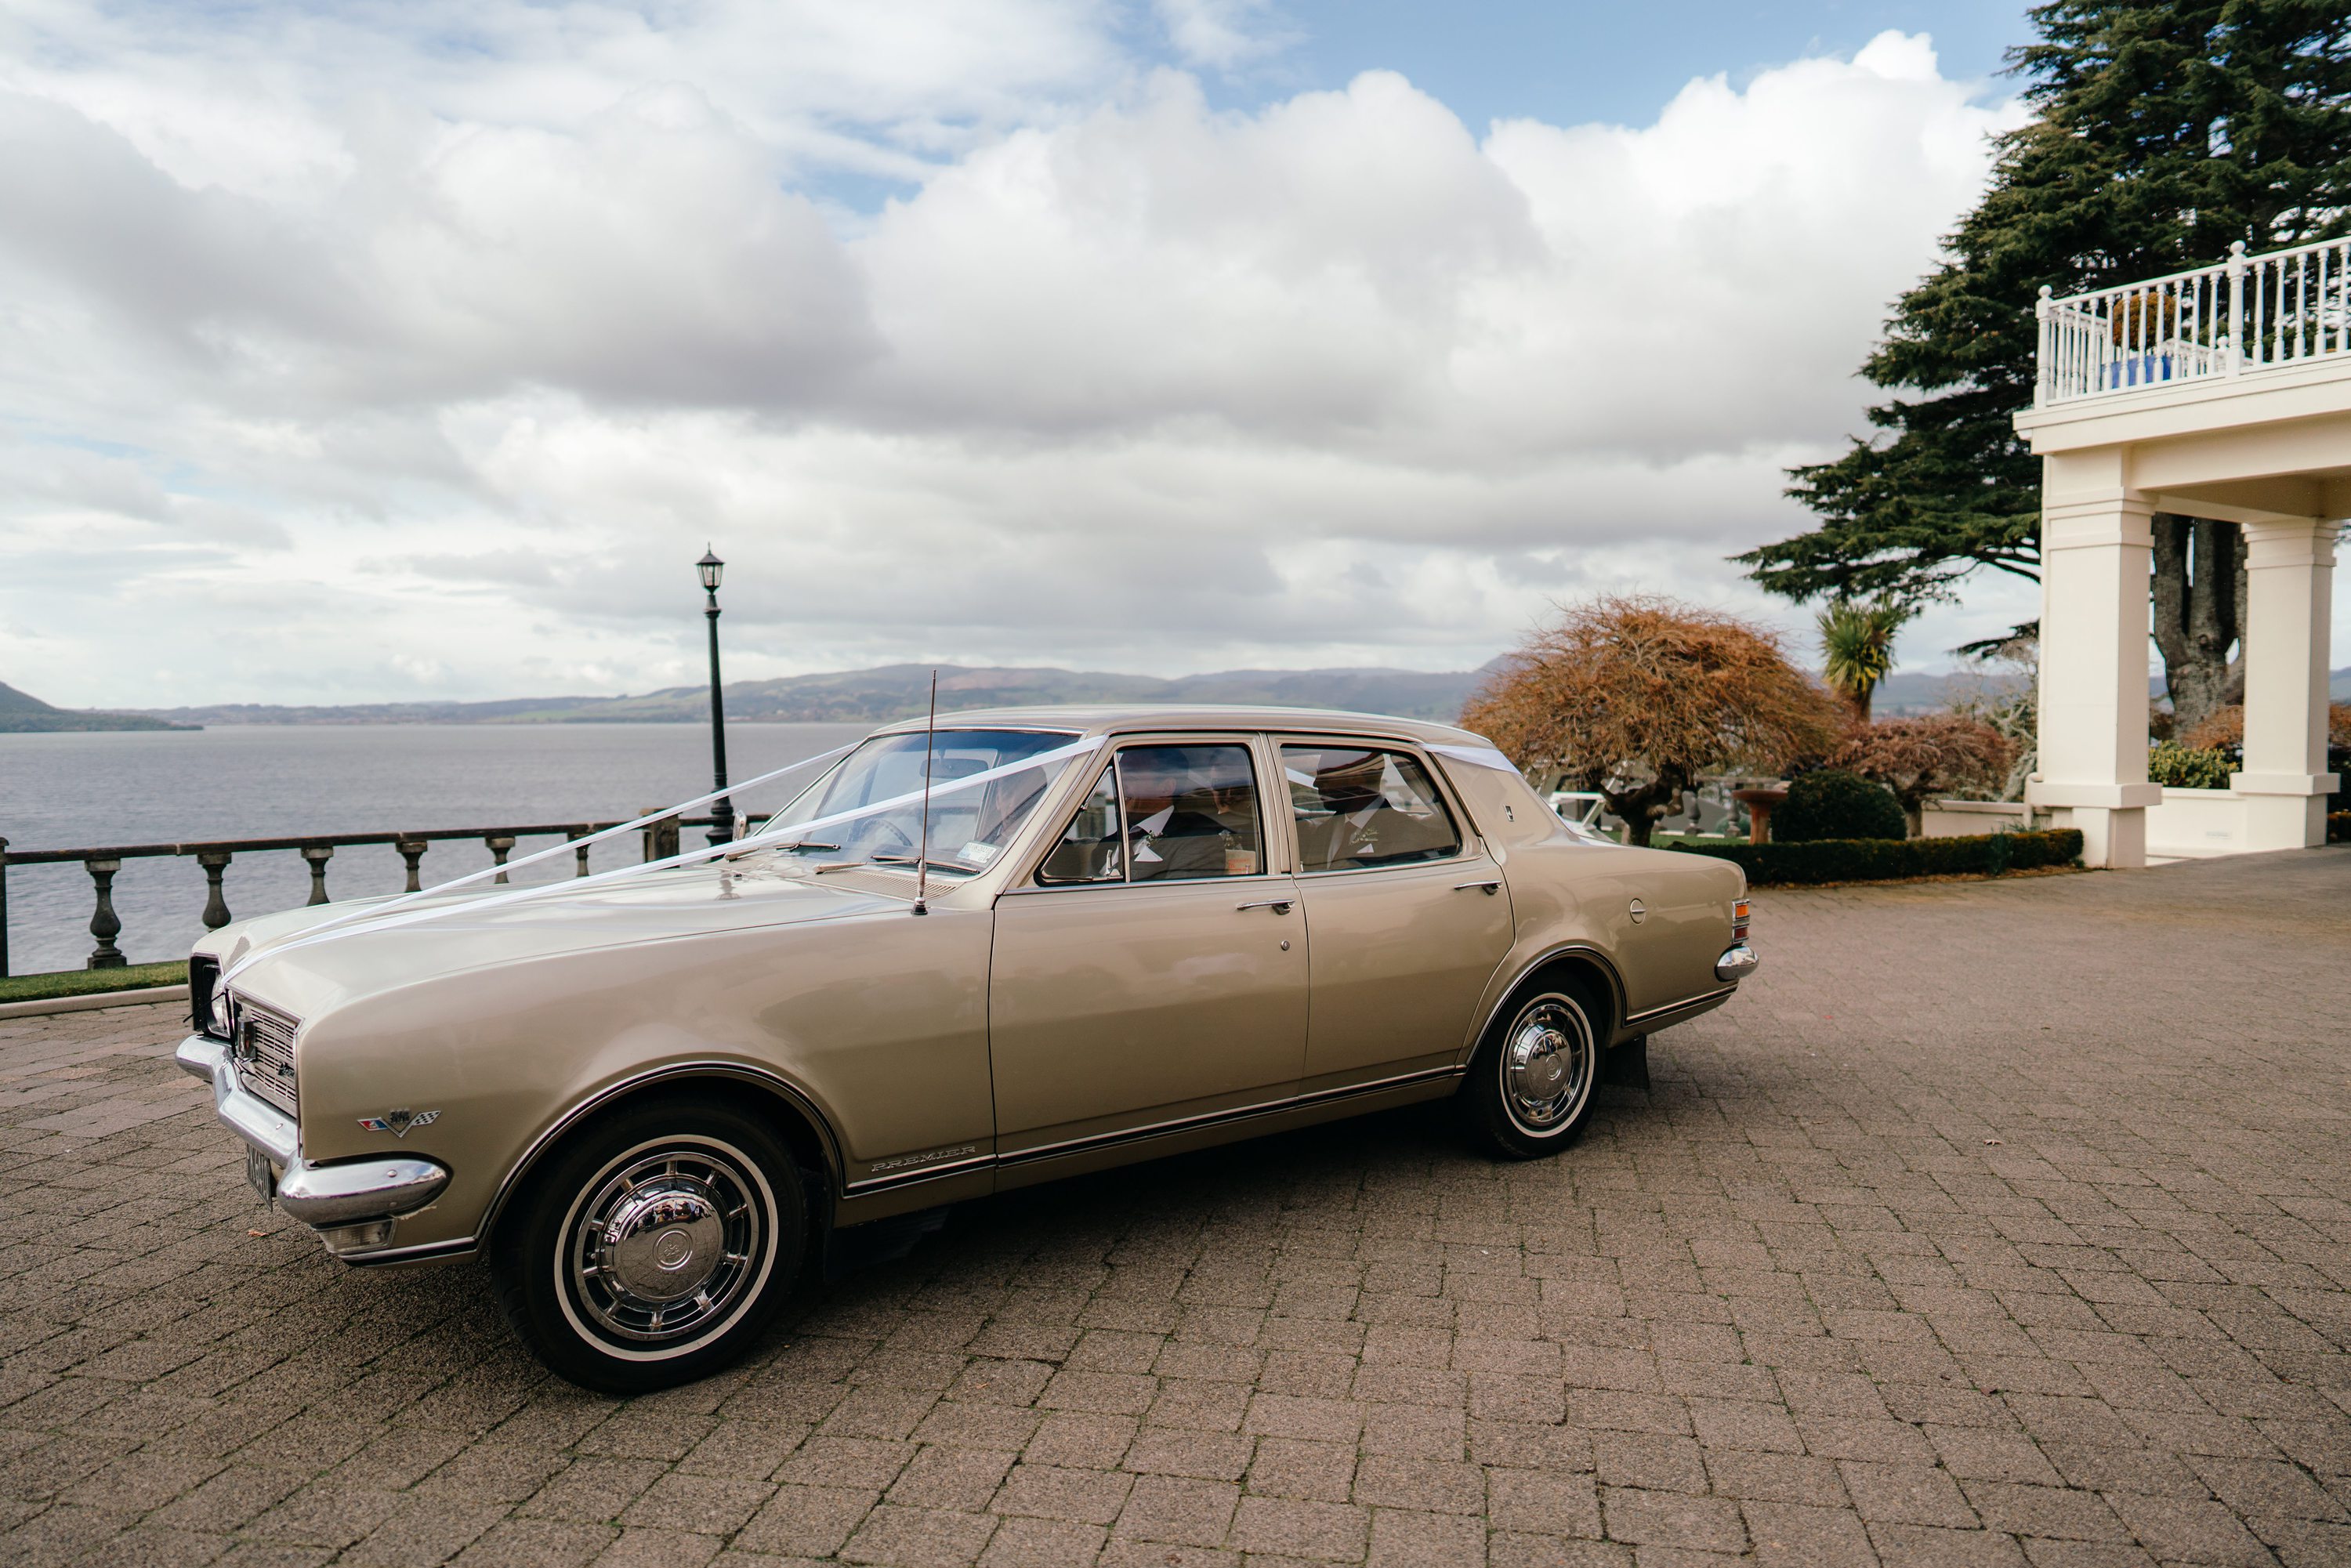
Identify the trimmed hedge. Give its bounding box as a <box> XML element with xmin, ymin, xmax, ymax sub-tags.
<box><xmin>1667</xmin><ymin>829</ymin><xmax>2084</xmax><ymax>886</ymax></box>
<box><xmin>2147</xmin><ymin>742</ymin><xmax>2233</xmax><ymax>790</ymax></box>
<box><xmin>1771</xmin><ymin>768</ymin><xmax>1907</xmax><ymax>842</ymax></box>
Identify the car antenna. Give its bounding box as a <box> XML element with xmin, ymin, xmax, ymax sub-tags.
<box><xmin>912</xmin><ymin>669</ymin><xmax>936</xmax><ymax>916</ymax></box>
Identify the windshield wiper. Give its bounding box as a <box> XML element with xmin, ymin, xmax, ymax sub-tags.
<box><xmin>737</xmin><ymin>839</ymin><xmax>840</xmax><ymax>856</ymax></box>
<box><xmin>869</xmin><ymin>853</ymin><xmax>976</xmax><ymax>875</ymax></box>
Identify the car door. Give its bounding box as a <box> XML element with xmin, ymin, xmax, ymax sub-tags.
<box><xmin>988</xmin><ymin>737</ymin><xmax>1308</xmax><ymax>1155</ymax></box>
<box><xmin>1278</xmin><ymin>738</ymin><xmax>1516</xmax><ymax>1090</ymax></box>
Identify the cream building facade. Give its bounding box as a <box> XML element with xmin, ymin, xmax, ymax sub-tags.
<box><xmin>2015</xmin><ymin>238</ymin><xmax>2344</xmax><ymax>868</ymax></box>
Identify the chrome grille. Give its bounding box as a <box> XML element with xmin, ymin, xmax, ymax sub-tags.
<box><xmin>232</xmin><ymin>998</ymin><xmax>299</xmax><ymax>1119</ymax></box>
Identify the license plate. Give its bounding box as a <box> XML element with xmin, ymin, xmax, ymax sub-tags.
<box><xmin>246</xmin><ymin>1146</ymin><xmax>277</xmax><ymax>1208</ymax></box>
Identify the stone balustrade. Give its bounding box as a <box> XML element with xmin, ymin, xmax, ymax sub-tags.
<box><xmin>0</xmin><ymin>809</ymin><xmax>766</xmax><ymax>976</ymax></box>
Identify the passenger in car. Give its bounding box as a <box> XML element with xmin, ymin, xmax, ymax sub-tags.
<box><xmin>1296</xmin><ymin>749</ymin><xmax>1458</xmax><ymax>869</ymax></box>
<box><xmin>1309</xmin><ymin>753</ymin><xmax>1396</xmax><ymax>867</ymax></box>
<box><xmin>1120</xmin><ymin>751</ymin><xmax>1233</xmax><ymax>880</ymax></box>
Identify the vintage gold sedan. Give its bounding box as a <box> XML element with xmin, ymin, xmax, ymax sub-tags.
<box><xmin>176</xmin><ymin>706</ymin><xmax>1755</xmax><ymax>1391</ymax></box>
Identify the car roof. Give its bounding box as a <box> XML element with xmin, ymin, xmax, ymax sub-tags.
<box><xmin>870</xmin><ymin>703</ymin><xmax>1491</xmax><ymax>748</ymax></box>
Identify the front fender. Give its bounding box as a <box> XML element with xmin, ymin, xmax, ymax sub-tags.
<box><xmin>290</xmin><ymin>904</ymin><xmax>995</xmax><ymax>1256</ymax></box>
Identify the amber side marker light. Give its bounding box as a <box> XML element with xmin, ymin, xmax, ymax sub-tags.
<box><xmin>1733</xmin><ymin>899</ymin><xmax>1751</xmax><ymax>940</ymax></box>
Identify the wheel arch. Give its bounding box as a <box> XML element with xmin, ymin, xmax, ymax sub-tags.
<box><xmin>480</xmin><ymin>1063</ymin><xmax>845</xmax><ymax>1248</ymax></box>
<box><xmin>1473</xmin><ymin>944</ymin><xmax>1625</xmax><ymax>1058</ymax></box>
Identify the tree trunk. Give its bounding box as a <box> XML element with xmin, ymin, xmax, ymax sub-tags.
<box><xmin>1843</xmin><ymin>686</ymin><xmax>1871</xmax><ymax>726</ymax></box>
<box><xmin>2150</xmin><ymin>516</ymin><xmax>2244</xmax><ymax>737</ymax></box>
<box><xmin>1605</xmin><ymin>766</ymin><xmax>1688</xmax><ymax>848</ymax></box>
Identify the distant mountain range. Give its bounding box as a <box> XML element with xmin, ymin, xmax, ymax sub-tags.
<box><xmin>125</xmin><ymin>663</ymin><xmax>1499</xmax><ymax>727</ymax></box>
<box><xmin>0</xmin><ymin>680</ymin><xmax>195</xmax><ymax>733</ymax></box>
<box><xmin>1871</xmin><ymin>669</ymin><xmax>2027</xmax><ymax>715</ymax></box>
<box><xmin>17</xmin><ymin>660</ymin><xmax>2346</xmax><ymax>733</ymax></box>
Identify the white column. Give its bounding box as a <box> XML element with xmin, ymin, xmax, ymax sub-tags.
<box><xmin>2027</xmin><ymin>465</ymin><xmax>2161</xmax><ymax>867</ymax></box>
<box><xmin>2233</xmin><ymin>517</ymin><xmax>2338</xmax><ymax>851</ymax></box>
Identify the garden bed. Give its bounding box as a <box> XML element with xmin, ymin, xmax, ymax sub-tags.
<box><xmin>1666</xmin><ymin>829</ymin><xmax>2084</xmax><ymax>886</ymax></box>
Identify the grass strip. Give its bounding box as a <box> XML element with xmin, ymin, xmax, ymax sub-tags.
<box><xmin>0</xmin><ymin>960</ymin><xmax>188</xmax><ymax>1005</ymax></box>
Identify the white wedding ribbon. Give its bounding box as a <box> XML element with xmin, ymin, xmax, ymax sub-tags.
<box><xmin>1428</xmin><ymin>741</ymin><xmax>1522</xmax><ymax>775</ymax></box>
<box><xmin>218</xmin><ymin>735</ymin><xmax>1104</xmax><ymax>987</ymax></box>
<box><xmin>223</xmin><ymin>740</ymin><xmax>861</xmax><ymax>967</ymax></box>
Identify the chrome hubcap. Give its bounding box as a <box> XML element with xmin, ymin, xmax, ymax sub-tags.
<box><xmin>570</xmin><ymin>1147</ymin><xmax>763</xmax><ymax>1344</ymax></box>
<box><xmin>1502</xmin><ymin>998</ymin><xmax>1589</xmax><ymax>1132</ymax></box>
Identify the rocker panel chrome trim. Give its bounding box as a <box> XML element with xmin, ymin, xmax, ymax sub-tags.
<box><xmin>1625</xmin><ymin>986</ymin><xmax>1737</xmax><ymax>1025</ymax></box>
<box><xmin>840</xmin><ymin>1153</ymin><xmax>998</xmax><ymax>1196</ymax></box>
<box><xmin>337</xmin><ymin>1236</ymin><xmax>480</xmax><ymax>1268</ymax></box>
<box><xmin>839</xmin><ymin>1066</ymin><xmax>1467</xmax><ymax>1203</ymax></box>
<box><xmin>995</xmin><ymin>1064</ymin><xmax>1465</xmax><ymax>1169</ymax></box>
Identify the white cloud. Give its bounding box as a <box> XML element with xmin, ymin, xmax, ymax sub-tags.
<box><xmin>0</xmin><ymin>11</ymin><xmax>2059</xmax><ymax>708</ymax></box>
<box><xmin>1152</xmin><ymin>0</ymin><xmax>1291</xmax><ymax>71</ymax></box>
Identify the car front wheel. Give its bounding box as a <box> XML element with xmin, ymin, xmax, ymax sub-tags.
<box><xmin>1458</xmin><ymin>980</ymin><xmax>1603</xmax><ymax>1160</ymax></box>
<box><xmin>494</xmin><ymin>1093</ymin><xmax>804</xmax><ymax>1393</ymax></box>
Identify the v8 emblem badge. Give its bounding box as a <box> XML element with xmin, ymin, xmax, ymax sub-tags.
<box><xmin>358</xmin><ymin>1109</ymin><xmax>440</xmax><ymax>1138</ymax></box>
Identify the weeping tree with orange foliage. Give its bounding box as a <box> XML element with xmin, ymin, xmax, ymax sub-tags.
<box><xmin>1831</xmin><ymin>715</ymin><xmax>2013</xmax><ymax>838</ymax></box>
<box><xmin>1462</xmin><ymin>596</ymin><xmax>1845</xmax><ymax>846</ymax></box>
<box><xmin>2179</xmin><ymin>703</ymin><xmax>2351</xmax><ymax>751</ymax></box>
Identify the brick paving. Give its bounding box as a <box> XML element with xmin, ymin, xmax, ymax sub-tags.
<box><xmin>1</xmin><ymin>848</ymin><xmax>2348</xmax><ymax>1567</ymax></box>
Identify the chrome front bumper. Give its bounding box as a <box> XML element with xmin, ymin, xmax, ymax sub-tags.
<box><xmin>176</xmin><ymin>1035</ymin><xmax>450</xmax><ymax>1231</ymax></box>
<box><xmin>1714</xmin><ymin>942</ymin><xmax>1760</xmax><ymax>982</ymax></box>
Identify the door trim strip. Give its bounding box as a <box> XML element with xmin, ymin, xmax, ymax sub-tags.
<box><xmin>998</xmin><ymin>1064</ymin><xmax>1466</xmax><ymax>1167</ymax></box>
<box><xmin>842</xmin><ymin>1064</ymin><xmax>1467</xmax><ymax>1197</ymax></box>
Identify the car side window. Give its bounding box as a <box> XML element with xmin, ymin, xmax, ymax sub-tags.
<box><xmin>1036</xmin><ymin>766</ymin><xmax>1125</xmax><ymax>884</ymax></box>
<box><xmin>1034</xmin><ymin>744</ymin><xmax>1266</xmax><ymax>885</ymax></box>
<box><xmin>1119</xmin><ymin>744</ymin><xmax>1263</xmax><ymax>881</ymax></box>
<box><xmin>1282</xmin><ymin>745</ymin><xmax>1462</xmax><ymax>872</ymax></box>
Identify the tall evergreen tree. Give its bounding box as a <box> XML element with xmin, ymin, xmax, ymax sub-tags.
<box><xmin>1740</xmin><ymin>2</ymin><xmax>2351</xmax><ymax>730</ymax></box>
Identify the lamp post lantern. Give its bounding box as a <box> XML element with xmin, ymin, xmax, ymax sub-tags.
<box><xmin>697</xmin><ymin>547</ymin><xmax>734</xmax><ymax>846</ymax></box>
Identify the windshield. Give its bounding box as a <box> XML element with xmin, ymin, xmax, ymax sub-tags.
<box><xmin>759</xmin><ymin>729</ymin><xmax>1079</xmax><ymax>875</ymax></box>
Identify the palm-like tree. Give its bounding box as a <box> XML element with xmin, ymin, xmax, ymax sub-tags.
<box><xmin>1817</xmin><ymin>598</ymin><xmax>1910</xmax><ymax>723</ymax></box>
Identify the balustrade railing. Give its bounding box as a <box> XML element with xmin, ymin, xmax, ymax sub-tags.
<box><xmin>2038</xmin><ymin>234</ymin><xmax>2351</xmax><ymax>406</ymax></box>
<box><xmin>0</xmin><ymin>810</ymin><xmax>769</xmax><ymax>978</ymax></box>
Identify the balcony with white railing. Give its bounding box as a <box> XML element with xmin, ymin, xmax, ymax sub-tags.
<box><xmin>2035</xmin><ymin>234</ymin><xmax>2351</xmax><ymax>407</ymax></box>
<box><xmin>2016</xmin><ymin>234</ymin><xmax>2345</xmax><ymax>875</ymax></box>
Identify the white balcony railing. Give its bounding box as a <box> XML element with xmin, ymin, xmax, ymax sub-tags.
<box><xmin>2036</xmin><ymin>234</ymin><xmax>2351</xmax><ymax>406</ymax></box>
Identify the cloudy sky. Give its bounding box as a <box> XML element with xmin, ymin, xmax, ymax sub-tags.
<box><xmin>2</xmin><ymin>0</ymin><xmax>2063</xmax><ymax>708</ymax></box>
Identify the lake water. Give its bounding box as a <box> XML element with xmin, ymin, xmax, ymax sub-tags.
<box><xmin>0</xmin><ymin>723</ymin><xmax>869</xmax><ymax>975</ymax></box>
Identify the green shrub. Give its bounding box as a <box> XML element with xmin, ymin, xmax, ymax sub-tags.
<box><xmin>1770</xmin><ymin>768</ymin><xmax>1907</xmax><ymax>842</ymax></box>
<box><xmin>2147</xmin><ymin>742</ymin><xmax>2233</xmax><ymax>790</ymax></box>
<box><xmin>1667</xmin><ymin>830</ymin><xmax>2084</xmax><ymax>885</ymax></box>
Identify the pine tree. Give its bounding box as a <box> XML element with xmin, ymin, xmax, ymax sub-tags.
<box><xmin>1739</xmin><ymin>2</ymin><xmax>2351</xmax><ymax>731</ymax></box>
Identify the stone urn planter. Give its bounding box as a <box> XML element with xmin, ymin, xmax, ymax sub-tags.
<box><xmin>1730</xmin><ymin>785</ymin><xmax>1789</xmax><ymax>846</ymax></box>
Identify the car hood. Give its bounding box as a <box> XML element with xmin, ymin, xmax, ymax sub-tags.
<box><xmin>208</xmin><ymin>862</ymin><xmax>911</xmax><ymax>1023</ymax></box>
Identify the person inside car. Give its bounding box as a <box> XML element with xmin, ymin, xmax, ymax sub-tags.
<box><xmin>1120</xmin><ymin>749</ymin><xmax>1235</xmax><ymax>880</ymax></box>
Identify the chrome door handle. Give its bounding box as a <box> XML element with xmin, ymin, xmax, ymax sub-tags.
<box><xmin>1454</xmin><ymin>879</ymin><xmax>1501</xmax><ymax>895</ymax></box>
<box><xmin>1235</xmin><ymin>899</ymin><xmax>1294</xmax><ymax>914</ymax></box>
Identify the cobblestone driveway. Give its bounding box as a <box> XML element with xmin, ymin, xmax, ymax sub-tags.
<box><xmin>3</xmin><ymin>849</ymin><xmax>2348</xmax><ymax>1567</ymax></box>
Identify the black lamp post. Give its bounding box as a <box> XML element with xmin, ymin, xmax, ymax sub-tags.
<box><xmin>698</xmin><ymin>547</ymin><xmax>734</xmax><ymax>846</ymax></box>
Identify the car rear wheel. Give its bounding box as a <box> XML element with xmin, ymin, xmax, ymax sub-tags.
<box><xmin>1458</xmin><ymin>978</ymin><xmax>1603</xmax><ymax>1160</ymax></box>
<box><xmin>494</xmin><ymin>1093</ymin><xmax>804</xmax><ymax>1393</ymax></box>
